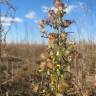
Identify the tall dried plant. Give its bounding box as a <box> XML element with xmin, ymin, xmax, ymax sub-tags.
<box><xmin>32</xmin><ymin>0</ymin><xmax>79</xmax><ymax>96</ymax></box>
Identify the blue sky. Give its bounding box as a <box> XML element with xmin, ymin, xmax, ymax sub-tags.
<box><xmin>1</xmin><ymin>0</ymin><xmax>96</xmax><ymax>43</ymax></box>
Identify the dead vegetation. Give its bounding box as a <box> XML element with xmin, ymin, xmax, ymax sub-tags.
<box><xmin>0</xmin><ymin>0</ymin><xmax>95</xmax><ymax>95</ymax></box>
<box><xmin>0</xmin><ymin>42</ymin><xmax>95</xmax><ymax>96</ymax></box>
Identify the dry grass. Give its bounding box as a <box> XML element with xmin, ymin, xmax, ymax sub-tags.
<box><xmin>0</xmin><ymin>42</ymin><xmax>95</xmax><ymax>96</ymax></box>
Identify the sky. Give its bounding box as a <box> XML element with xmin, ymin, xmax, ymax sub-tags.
<box><xmin>0</xmin><ymin>0</ymin><xmax>96</xmax><ymax>43</ymax></box>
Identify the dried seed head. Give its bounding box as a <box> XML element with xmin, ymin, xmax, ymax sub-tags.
<box><xmin>54</xmin><ymin>0</ymin><xmax>64</xmax><ymax>8</ymax></box>
<box><xmin>63</xmin><ymin>20</ymin><xmax>73</xmax><ymax>28</ymax></box>
<box><xmin>48</xmin><ymin>33</ymin><xmax>58</xmax><ymax>43</ymax></box>
<box><xmin>38</xmin><ymin>20</ymin><xmax>45</xmax><ymax>28</ymax></box>
<box><xmin>39</xmin><ymin>62</ymin><xmax>46</xmax><ymax>70</ymax></box>
<box><xmin>61</xmin><ymin>32</ymin><xmax>68</xmax><ymax>41</ymax></box>
<box><xmin>47</xmin><ymin>62</ymin><xmax>53</xmax><ymax>69</ymax></box>
<box><xmin>48</xmin><ymin>10</ymin><xmax>56</xmax><ymax>22</ymax></box>
<box><xmin>47</xmin><ymin>58</ymin><xmax>52</xmax><ymax>63</ymax></box>
<box><xmin>57</xmin><ymin>10</ymin><xmax>64</xmax><ymax>17</ymax></box>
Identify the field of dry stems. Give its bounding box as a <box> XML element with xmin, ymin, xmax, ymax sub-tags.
<box><xmin>0</xmin><ymin>41</ymin><xmax>95</xmax><ymax>96</ymax></box>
